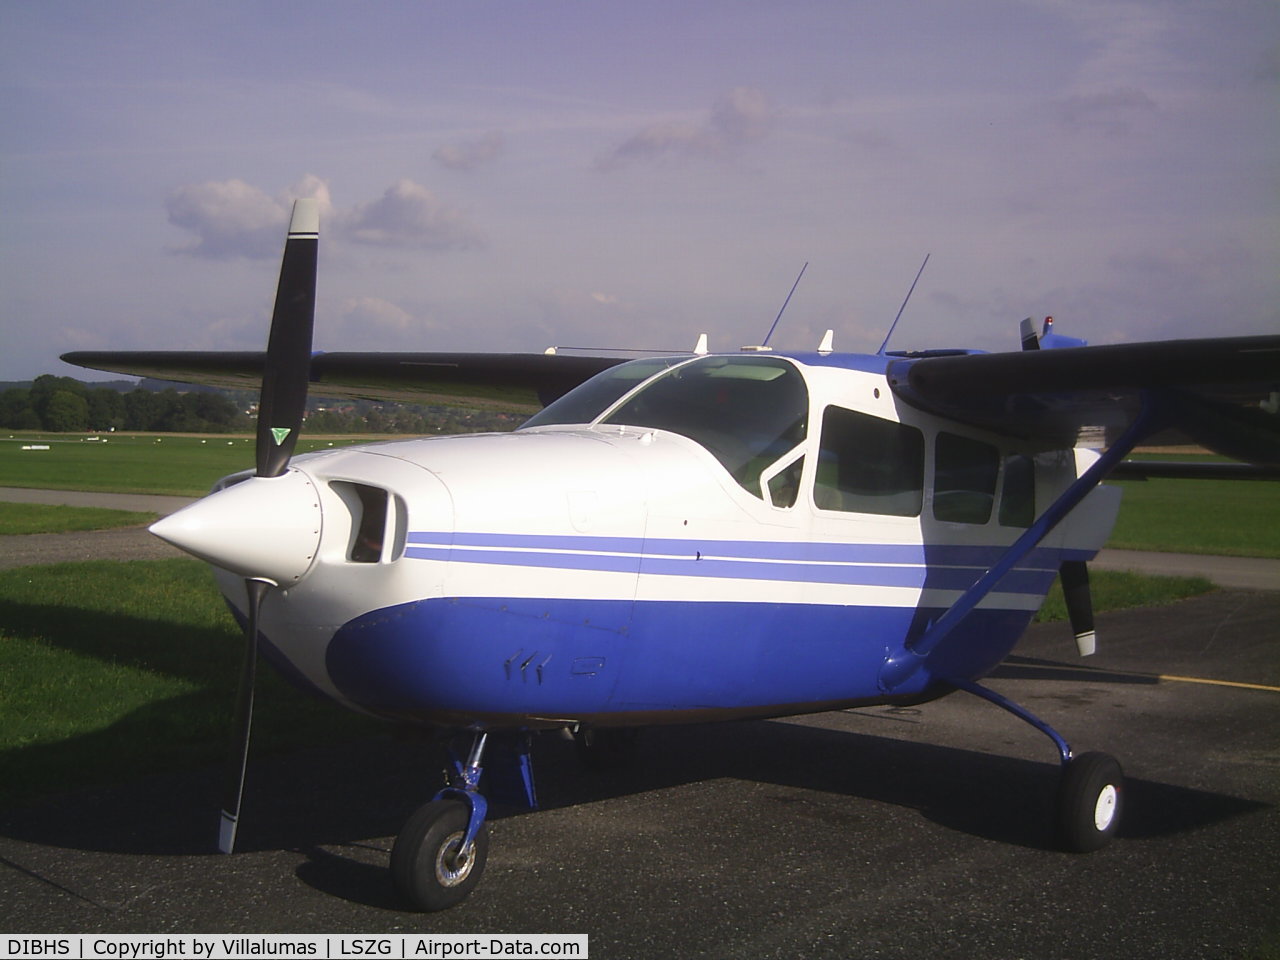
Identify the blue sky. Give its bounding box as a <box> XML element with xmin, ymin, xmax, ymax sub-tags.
<box><xmin>2</xmin><ymin>0</ymin><xmax>1276</xmax><ymax>381</ymax></box>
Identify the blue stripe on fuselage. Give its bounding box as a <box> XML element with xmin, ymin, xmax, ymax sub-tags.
<box><xmin>404</xmin><ymin>532</ymin><xmax>1089</xmax><ymax>595</ymax></box>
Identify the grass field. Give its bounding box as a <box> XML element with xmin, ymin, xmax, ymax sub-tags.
<box><xmin>1</xmin><ymin>433</ymin><xmax>371</xmax><ymax>497</ymax></box>
<box><xmin>1106</xmin><ymin>475</ymin><xmax>1279</xmax><ymax>557</ymax></box>
<box><xmin>0</xmin><ymin>558</ymin><xmax>380</xmax><ymax>808</ymax></box>
<box><xmin>0</xmin><ymin>502</ymin><xmax>156</xmax><ymax>535</ymax></box>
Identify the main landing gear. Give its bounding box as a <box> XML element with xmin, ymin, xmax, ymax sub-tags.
<box><xmin>949</xmin><ymin>679</ymin><xmax>1123</xmax><ymax>852</ymax></box>
<box><xmin>1057</xmin><ymin>751</ymin><xmax>1123</xmax><ymax>851</ymax></box>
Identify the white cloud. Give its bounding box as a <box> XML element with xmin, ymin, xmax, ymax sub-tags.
<box><xmin>340</xmin><ymin>296</ymin><xmax>416</xmax><ymax>334</ymax></box>
<box><xmin>1054</xmin><ymin>87</ymin><xmax>1157</xmax><ymax>135</ymax></box>
<box><xmin>596</xmin><ymin>86</ymin><xmax>775</xmax><ymax>170</ymax></box>
<box><xmin>433</xmin><ymin>131</ymin><xmax>506</xmax><ymax>171</ymax></box>
<box><xmin>165</xmin><ymin>176</ymin><xmax>481</xmax><ymax>258</ymax></box>
<box><xmin>340</xmin><ymin>179</ymin><xmax>485</xmax><ymax>250</ymax></box>
<box><xmin>165</xmin><ymin>175</ymin><xmax>334</xmax><ymax>260</ymax></box>
<box><xmin>314</xmin><ymin>297</ymin><xmax>444</xmax><ymax>351</ymax></box>
<box><xmin>288</xmin><ymin>174</ymin><xmax>335</xmax><ymax>217</ymax></box>
<box><xmin>165</xmin><ymin>179</ymin><xmax>289</xmax><ymax>259</ymax></box>
<box><xmin>707</xmin><ymin>86</ymin><xmax>773</xmax><ymax>143</ymax></box>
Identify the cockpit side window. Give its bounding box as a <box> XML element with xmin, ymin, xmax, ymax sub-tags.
<box><xmin>521</xmin><ymin>357</ymin><xmax>686</xmax><ymax>428</ymax></box>
<box><xmin>602</xmin><ymin>356</ymin><xmax>809</xmax><ymax>498</ymax></box>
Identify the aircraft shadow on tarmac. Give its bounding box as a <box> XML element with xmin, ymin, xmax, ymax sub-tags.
<box><xmin>1</xmin><ymin>709</ymin><xmax>1267</xmax><ymax>909</ymax></box>
<box><xmin>993</xmin><ymin>654</ymin><xmax>1160</xmax><ymax>685</ymax></box>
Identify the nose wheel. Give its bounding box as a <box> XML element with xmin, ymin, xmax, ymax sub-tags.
<box><xmin>391</xmin><ymin>798</ymin><xmax>489</xmax><ymax>912</ymax></box>
<box><xmin>392</xmin><ymin>732</ymin><xmax>496</xmax><ymax>912</ymax></box>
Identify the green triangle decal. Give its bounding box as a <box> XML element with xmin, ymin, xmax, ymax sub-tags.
<box><xmin>270</xmin><ymin>427</ymin><xmax>292</xmax><ymax>446</ymax></box>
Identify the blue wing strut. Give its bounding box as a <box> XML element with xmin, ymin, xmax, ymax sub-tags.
<box><xmin>878</xmin><ymin>396</ymin><xmax>1160</xmax><ymax>693</ymax></box>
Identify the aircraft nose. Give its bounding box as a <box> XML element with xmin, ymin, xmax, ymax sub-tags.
<box><xmin>150</xmin><ymin>469</ymin><xmax>322</xmax><ymax>586</ymax></box>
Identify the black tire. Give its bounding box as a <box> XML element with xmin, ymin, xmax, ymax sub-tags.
<box><xmin>1057</xmin><ymin>752</ymin><xmax>1123</xmax><ymax>852</ymax></box>
<box><xmin>390</xmin><ymin>799</ymin><xmax>489</xmax><ymax>911</ymax></box>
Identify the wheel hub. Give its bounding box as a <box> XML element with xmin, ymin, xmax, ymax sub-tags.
<box><xmin>1093</xmin><ymin>784</ymin><xmax>1118</xmax><ymax>831</ymax></box>
<box><xmin>435</xmin><ymin>831</ymin><xmax>476</xmax><ymax>887</ymax></box>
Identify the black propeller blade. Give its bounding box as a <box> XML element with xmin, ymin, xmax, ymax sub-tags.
<box><xmin>256</xmin><ymin>200</ymin><xmax>320</xmax><ymax>479</ymax></box>
<box><xmin>219</xmin><ymin>578</ymin><xmax>270</xmax><ymax>853</ymax></box>
<box><xmin>1060</xmin><ymin>559</ymin><xmax>1096</xmax><ymax>657</ymax></box>
<box><xmin>220</xmin><ymin>198</ymin><xmax>319</xmax><ymax>854</ymax></box>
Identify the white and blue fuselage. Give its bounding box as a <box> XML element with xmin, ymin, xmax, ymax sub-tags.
<box><xmin>173</xmin><ymin>350</ymin><xmax>1119</xmax><ymax>731</ymax></box>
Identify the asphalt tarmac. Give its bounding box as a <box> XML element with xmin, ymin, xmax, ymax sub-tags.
<box><xmin>2</xmin><ymin>588</ymin><xmax>1277</xmax><ymax>959</ymax></box>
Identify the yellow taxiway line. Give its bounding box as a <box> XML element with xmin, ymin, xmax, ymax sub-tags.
<box><xmin>1156</xmin><ymin>674</ymin><xmax>1280</xmax><ymax>693</ymax></box>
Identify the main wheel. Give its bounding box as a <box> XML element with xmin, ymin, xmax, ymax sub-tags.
<box><xmin>390</xmin><ymin>799</ymin><xmax>489</xmax><ymax>911</ymax></box>
<box><xmin>1057</xmin><ymin>752</ymin><xmax>1123</xmax><ymax>852</ymax></box>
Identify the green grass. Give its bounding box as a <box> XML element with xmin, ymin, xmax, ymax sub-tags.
<box><xmin>1108</xmin><ymin>475</ymin><xmax>1280</xmax><ymax>558</ymax></box>
<box><xmin>0</xmin><ymin>502</ymin><xmax>157</xmax><ymax>535</ymax></box>
<box><xmin>0</xmin><ymin>558</ymin><xmax>380</xmax><ymax>808</ymax></box>
<box><xmin>0</xmin><ymin>433</ymin><xmax>368</xmax><ymax>497</ymax></box>
<box><xmin>1034</xmin><ymin>569</ymin><xmax>1214</xmax><ymax>622</ymax></box>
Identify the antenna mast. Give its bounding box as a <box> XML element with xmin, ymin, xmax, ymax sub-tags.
<box><xmin>877</xmin><ymin>253</ymin><xmax>930</xmax><ymax>355</ymax></box>
<box><xmin>761</xmin><ymin>262</ymin><xmax>808</xmax><ymax>348</ymax></box>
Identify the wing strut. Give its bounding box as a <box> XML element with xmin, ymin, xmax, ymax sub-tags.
<box><xmin>878</xmin><ymin>398</ymin><xmax>1160</xmax><ymax>693</ymax></box>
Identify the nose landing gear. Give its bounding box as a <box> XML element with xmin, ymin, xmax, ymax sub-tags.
<box><xmin>391</xmin><ymin>732</ymin><xmax>492</xmax><ymax>912</ymax></box>
<box><xmin>391</xmin><ymin>796</ymin><xmax>490</xmax><ymax>911</ymax></box>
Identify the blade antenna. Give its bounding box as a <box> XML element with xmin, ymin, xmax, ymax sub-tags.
<box><xmin>761</xmin><ymin>262</ymin><xmax>808</xmax><ymax>348</ymax></box>
<box><xmin>877</xmin><ymin>253</ymin><xmax>930</xmax><ymax>356</ymax></box>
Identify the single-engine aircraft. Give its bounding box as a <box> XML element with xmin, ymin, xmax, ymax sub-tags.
<box><xmin>64</xmin><ymin>200</ymin><xmax>1280</xmax><ymax>910</ymax></box>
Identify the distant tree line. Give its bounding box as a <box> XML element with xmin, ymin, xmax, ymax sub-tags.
<box><xmin>305</xmin><ymin>404</ymin><xmax>522</xmax><ymax>435</ymax></box>
<box><xmin>2</xmin><ymin>375</ymin><xmax>247</xmax><ymax>433</ymax></box>
<box><xmin>2</xmin><ymin>375</ymin><xmax>524</xmax><ymax>435</ymax></box>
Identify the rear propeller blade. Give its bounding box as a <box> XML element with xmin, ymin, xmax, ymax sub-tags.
<box><xmin>256</xmin><ymin>198</ymin><xmax>319</xmax><ymax>479</ymax></box>
<box><xmin>220</xmin><ymin>578</ymin><xmax>270</xmax><ymax>854</ymax></box>
<box><xmin>1060</xmin><ymin>560</ymin><xmax>1097</xmax><ymax>656</ymax></box>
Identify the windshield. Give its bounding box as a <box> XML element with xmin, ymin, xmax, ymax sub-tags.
<box><xmin>521</xmin><ymin>357</ymin><xmax>685</xmax><ymax>429</ymax></box>
<box><xmin>603</xmin><ymin>355</ymin><xmax>808</xmax><ymax>498</ymax></box>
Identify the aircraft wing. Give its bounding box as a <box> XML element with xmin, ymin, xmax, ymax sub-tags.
<box><xmin>886</xmin><ymin>335</ymin><xmax>1280</xmax><ymax>465</ymax></box>
<box><xmin>60</xmin><ymin>350</ymin><xmax>628</xmax><ymax>412</ymax></box>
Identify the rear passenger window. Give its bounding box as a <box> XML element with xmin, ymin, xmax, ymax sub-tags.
<box><xmin>999</xmin><ymin>454</ymin><xmax>1036</xmax><ymax>527</ymax></box>
<box><xmin>814</xmin><ymin>407</ymin><xmax>923</xmax><ymax>516</ymax></box>
<box><xmin>934</xmin><ymin>432</ymin><xmax>998</xmax><ymax>524</ymax></box>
